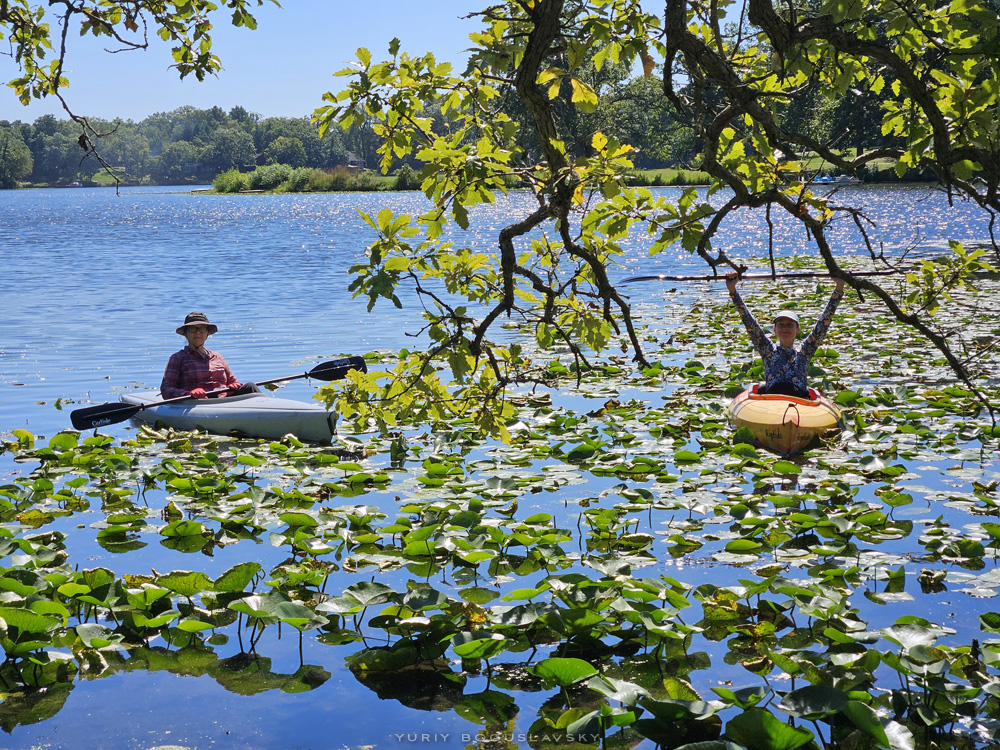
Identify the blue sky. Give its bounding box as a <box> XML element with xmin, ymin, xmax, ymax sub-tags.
<box><xmin>0</xmin><ymin>1</ymin><xmax>479</xmax><ymax>123</ymax></box>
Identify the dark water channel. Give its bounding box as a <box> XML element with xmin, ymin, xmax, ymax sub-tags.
<box><xmin>0</xmin><ymin>185</ymin><xmax>998</xmax><ymax>750</ymax></box>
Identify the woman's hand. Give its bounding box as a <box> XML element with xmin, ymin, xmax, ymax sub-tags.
<box><xmin>835</xmin><ymin>278</ymin><xmax>845</xmax><ymax>292</ymax></box>
<box><xmin>189</xmin><ymin>388</ymin><xmax>207</xmax><ymax>399</ymax></box>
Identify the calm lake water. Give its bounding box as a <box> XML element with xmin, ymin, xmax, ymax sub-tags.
<box><xmin>0</xmin><ymin>184</ymin><xmax>997</xmax><ymax>750</ymax></box>
<box><xmin>1</xmin><ymin>184</ymin><xmax>992</xmax><ymax>438</ymax></box>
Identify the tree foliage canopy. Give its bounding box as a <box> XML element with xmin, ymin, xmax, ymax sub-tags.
<box><xmin>316</xmin><ymin>0</ymin><xmax>999</xmax><ymax>432</ymax></box>
<box><xmin>0</xmin><ymin>0</ymin><xmax>277</xmax><ymax>174</ymax></box>
<box><xmin>0</xmin><ymin>124</ymin><xmax>32</xmax><ymax>187</ymax></box>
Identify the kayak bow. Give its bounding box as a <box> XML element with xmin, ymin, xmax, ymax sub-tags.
<box><xmin>728</xmin><ymin>386</ymin><xmax>842</xmax><ymax>455</ymax></box>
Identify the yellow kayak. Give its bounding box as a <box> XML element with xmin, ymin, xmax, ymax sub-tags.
<box><xmin>728</xmin><ymin>386</ymin><xmax>842</xmax><ymax>455</ymax></box>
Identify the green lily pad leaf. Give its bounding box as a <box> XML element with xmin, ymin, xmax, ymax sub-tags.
<box><xmin>501</xmin><ymin>586</ymin><xmax>547</xmax><ymax>601</ymax></box>
<box><xmin>587</xmin><ymin>674</ymin><xmax>649</xmax><ymax>705</ymax></box>
<box><xmin>160</xmin><ymin>519</ymin><xmax>209</xmax><ymax>538</ymax></box>
<box><xmin>132</xmin><ymin>609</ymin><xmax>180</xmax><ymax>629</ymax></box>
<box><xmin>347</xmin><ymin>644</ymin><xmax>421</xmax><ymax>673</ymax></box>
<box><xmin>452</xmin><ymin>634</ymin><xmax>507</xmax><ymax>660</ymax></box>
<box><xmin>881</xmin><ymin>623</ymin><xmax>939</xmax><ymax>649</ymax></box>
<box><xmin>82</xmin><ymin>568</ymin><xmax>115</xmax><ymax>589</ymax></box>
<box><xmin>843</xmin><ymin>700</ymin><xmax>889</xmax><ymax>744</ymax></box>
<box><xmin>213</xmin><ymin>562</ymin><xmax>262</xmax><ymax>593</ymax></box>
<box><xmin>712</xmin><ymin>685</ymin><xmax>769</xmax><ymax>709</ymax></box>
<box><xmin>403</xmin><ymin>586</ymin><xmax>449</xmax><ymax>611</ymax></box>
<box><xmin>564</xmin><ymin>707</ymin><xmax>602</xmax><ymax>735</ymax></box>
<box><xmin>0</xmin><ymin>607</ymin><xmax>61</xmax><ymax>634</ymax></box>
<box><xmin>979</xmin><ymin>612</ymin><xmax>1000</xmax><ymax>633</ymax></box>
<box><xmin>176</xmin><ymin>616</ymin><xmax>216</xmax><ymax>633</ymax></box>
<box><xmin>315</xmin><ymin>596</ymin><xmax>363</xmax><ymax>616</ymax></box>
<box><xmin>883</xmin><ymin>719</ymin><xmax>916</xmax><ymax>750</ymax></box>
<box><xmin>860</xmin><ymin>455</ymin><xmax>886</xmax><ymax>472</ymax></box>
<box><xmin>11</xmin><ymin>429</ymin><xmax>35</xmax><ymax>448</ymax></box>
<box><xmin>273</xmin><ymin>601</ymin><xmax>328</xmax><ymax>631</ymax></box>
<box><xmin>279</xmin><ymin>512</ymin><xmax>319</xmax><ymax>528</ymax></box>
<box><xmin>57</xmin><ymin>582</ymin><xmax>91</xmax><ymax>598</ymax></box>
<box><xmin>772</xmin><ymin>460</ymin><xmax>800</xmax><ymax>475</ymax></box>
<box><xmin>834</xmin><ymin>390</ymin><xmax>861</xmax><ymax>406</ymax></box>
<box><xmin>674</xmin><ymin>450</ymin><xmax>702</xmax><ymax>463</ymax></box>
<box><xmin>639</xmin><ymin>696</ymin><xmax>717</xmax><ymax>721</ymax></box>
<box><xmin>778</xmin><ymin>685</ymin><xmax>849</xmax><ymax>719</ymax></box>
<box><xmin>0</xmin><ymin>577</ymin><xmax>39</xmax><ymax>598</ymax></box>
<box><xmin>725</xmin><ymin>539</ymin><xmax>763</xmax><ymax>553</ymax></box>
<box><xmin>280</xmin><ymin>665</ymin><xmax>330</xmax><ymax>693</ymax></box>
<box><xmin>458</xmin><ymin>586</ymin><xmax>498</xmax><ymax>605</ymax></box>
<box><xmin>566</xmin><ymin>443</ymin><xmax>600</xmax><ymax>461</ymax></box>
<box><xmin>157</xmin><ymin>570</ymin><xmax>213</xmax><ymax>598</ymax></box>
<box><xmin>725</xmin><ymin>708</ymin><xmax>814</xmax><ymax>750</ymax></box>
<box><xmin>48</xmin><ymin>433</ymin><xmax>79</xmax><ymax>452</ymax></box>
<box><xmin>344</xmin><ymin>581</ymin><xmax>396</xmax><ymax>608</ymax></box>
<box><xmin>229</xmin><ymin>594</ymin><xmax>282</xmax><ymax>619</ymax></box>
<box><xmin>529</xmin><ymin>657</ymin><xmax>598</xmax><ymax>687</ymax></box>
<box><xmin>75</xmin><ymin>623</ymin><xmax>122</xmax><ymax>649</ymax></box>
<box><xmin>732</xmin><ymin>442</ymin><xmax>759</xmax><ymax>458</ymax></box>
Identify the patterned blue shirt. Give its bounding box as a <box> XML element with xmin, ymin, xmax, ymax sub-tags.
<box><xmin>730</xmin><ymin>287</ymin><xmax>844</xmax><ymax>392</ymax></box>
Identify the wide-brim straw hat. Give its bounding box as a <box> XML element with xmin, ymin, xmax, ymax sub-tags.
<box><xmin>176</xmin><ymin>311</ymin><xmax>219</xmax><ymax>335</ymax></box>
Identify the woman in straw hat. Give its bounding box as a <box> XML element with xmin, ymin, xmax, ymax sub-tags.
<box><xmin>160</xmin><ymin>311</ymin><xmax>257</xmax><ymax>399</ymax></box>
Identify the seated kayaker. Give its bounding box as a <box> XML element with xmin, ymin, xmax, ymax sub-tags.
<box><xmin>725</xmin><ymin>271</ymin><xmax>845</xmax><ymax>399</ymax></box>
<box><xmin>160</xmin><ymin>312</ymin><xmax>260</xmax><ymax>399</ymax></box>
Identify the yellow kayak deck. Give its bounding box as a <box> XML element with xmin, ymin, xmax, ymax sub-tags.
<box><xmin>727</xmin><ymin>386</ymin><xmax>843</xmax><ymax>455</ymax></box>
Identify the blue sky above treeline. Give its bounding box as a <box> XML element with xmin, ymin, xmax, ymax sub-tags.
<box><xmin>0</xmin><ymin>1</ymin><xmax>477</xmax><ymax>123</ymax></box>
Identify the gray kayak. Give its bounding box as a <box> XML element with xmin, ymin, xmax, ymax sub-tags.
<box><xmin>120</xmin><ymin>390</ymin><xmax>337</xmax><ymax>442</ymax></box>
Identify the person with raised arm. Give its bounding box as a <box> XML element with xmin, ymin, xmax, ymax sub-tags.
<box><xmin>725</xmin><ymin>271</ymin><xmax>845</xmax><ymax>399</ymax></box>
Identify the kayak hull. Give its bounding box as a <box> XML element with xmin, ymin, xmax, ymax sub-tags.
<box><xmin>727</xmin><ymin>386</ymin><xmax>842</xmax><ymax>455</ymax></box>
<box><xmin>120</xmin><ymin>391</ymin><xmax>337</xmax><ymax>442</ymax></box>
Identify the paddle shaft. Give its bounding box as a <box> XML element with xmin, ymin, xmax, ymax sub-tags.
<box><xmin>70</xmin><ymin>356</ymin><xmax>367</xmax><ymax>431</ymax></box>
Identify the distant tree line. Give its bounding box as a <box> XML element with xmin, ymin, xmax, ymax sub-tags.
<box><xmin>0</xmin><ymin>104</ymin><xmax>383</xmax><ymax>188</ymax></box>
<box><xmin>0</xmin><ymin>57</ymin><xmax>902</xmax><ymax>190</ymax></box>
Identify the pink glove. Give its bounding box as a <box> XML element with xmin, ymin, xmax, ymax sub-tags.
<box><xmin>189</xmin><ymin>388</ymin><xmax>207</xmax><ymax>399</ymax></box>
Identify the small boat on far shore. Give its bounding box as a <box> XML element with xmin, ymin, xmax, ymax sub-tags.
<box><xmin>728</xmin><ymin>385</ymin><xmax>843</xmax><ymax>455</ymax></box>
<box><xmin>814</xmin><ymin>174</ymin><xmax>861</xmax><ymax>185</ymax></box>
<box><xmin>120</xmin><ymin>390</ymin><xmax>338</xmax><ymax>442</ymax></box>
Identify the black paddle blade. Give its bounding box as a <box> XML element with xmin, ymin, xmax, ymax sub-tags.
<box><xmin>70</xmin><ymin>401</ymin><xmax>143</xmax><ymax>430</ymax></box>
<box><xmin>307</xmin><ymin>356</ymin><xmax>368</xmax><ymax>381</ymax></box>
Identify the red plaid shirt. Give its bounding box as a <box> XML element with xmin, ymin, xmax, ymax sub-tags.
<box><xmin>160</xmin><ymin>346</ymin><xmax>240</xmax><ymax>398</ymax></box>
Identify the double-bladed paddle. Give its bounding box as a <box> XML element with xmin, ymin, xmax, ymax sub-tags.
<box><xmin>70</xmin><ymin>356</ymin><xmax>368</xmax><ymax>431</ymax></box>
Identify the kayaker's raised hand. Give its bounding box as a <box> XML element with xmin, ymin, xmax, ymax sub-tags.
<box><xmin>725</xmin><ymin>270</ymin><xmax>739</xmax><ymax>293</ymax></box>
<box><xmin>189</xmin><ymin>388</ymin><xmax>207</xmax><ymax>399</ymax></box>
<box><xmin>835</xmin><ymin>277</ymin><xmax>845</xmax><ymax>292</ymax></box>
